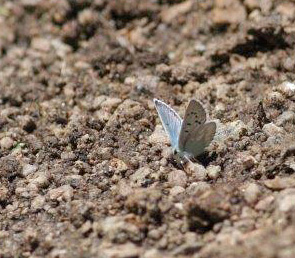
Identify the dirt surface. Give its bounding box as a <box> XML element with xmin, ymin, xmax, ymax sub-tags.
<box><xmin>2</xmin><ymin>0</ymin><xmax>295</xmax><ymax>257</ymax></box>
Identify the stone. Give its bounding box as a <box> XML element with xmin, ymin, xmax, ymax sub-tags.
<box><xmin>207</xmin><ymin>165</ymin><xmax>221</xmax><ymax>180</ymax></box>
<box><xmin>211</xmin><ymin>2</ymin><xmax>246</xmax><ymax>25</ymax></box>
<box><xmin>98</xmin><ymin>216</ymin><xmax>144</xmax><ymax>243</ymax></box>
<box><xmin>78</xmin><ymin>9</ymin><xmax>98</xmax><ymax>26</ymax></box>
<box><xmin>65</xmin><ymin>175</ymin><xmax>82</xmax><ymax>188</ymax></box>
<box><xmin>168</xmin><ymin>170</ymin><xmax>187</xmax><ymax>188</ymax></box>
<box><xmin>262</xmin><ymin>123</ymin><xmax>284</xmax><ymax>137</ymax></box>
<box><xmin>216</xmin><ymin>83</ymin><xmax>231</xmax><ymax>100</ymax></box>
<box><xmin>94</xmin><ymin>147</ymin><xmax>112</xmax><ymax>160</ymax></box>
<box><xmin>278</xmin><ymin>81</ymin><xmax>295</xmax><ymax>97</ymax></box>
<box><xmin>255</xmin><ymin>195</ymin><xmax>275</xmax><ymax>211</ymax></box>
<box><xmin>149</xmin><ymin>125</ymin><xmax>170</xmax><ymax>145</ymax></box>
<box><xmin>238</xmin><ymin>153</ymin><xmax>257</xmax><ymax>169</ymax></box>
<box><xmin>28</xmin><ymin>172</ymin><xmax>50</xmax><ymax>190</ymax></box>
<box><xmin>21</xmin><ymin>0</ymin><xmax>41</xmax><ymax>7</ymax></box>
<box><xmin>80</xmin><ymin>221</ymin><xmax>92</xmax><ymax>235</ymax></box>
<box><xmin>265</xmin><ymin>92</ymin><xmax>284</xmax><ymax>106</ymax></box>
<box><xmin>264</xmin><ymin>176</ymin><xmax>295</xmax><ymax>190</ymax></box>
<box><xmin>276</xmin><ymin>111</ymin><xmax>295</xmax><ymax>126</ymax></box>
<box><xmin>0</xmin><ymin>136</ymin><xmax>14</xmax><ymax>150</ymax></box>
<box><xmin>276</xmin><ymin>3</ymin><xmax>295</xmax><ymax>20</ymax></box>
<box><xmin>186</xmin><ymin>182</ymin><xmax>210</xmax><ymax>196</ymax></box>
<box><xmin>161</xmin><ymin>0</ymin><xmax>193</xmax><ymax>23</ymax></box>
<box><xmin>31</xmin><ymin>195</ymin><xmax>45</xmax><ymax>211</ymax></box>
<box><xmin>0</xmin><ymin>156</ymin><xmax>21</xmax><ymax>177</ymax></box>
<box><xmin>117</xmin><ymin>180</ymin><xmax>134</xmax><ymax>197</ymax></box>
<box><xmin>22</xmin><ymin>164</ymin><xmax>38</xmax><ymax>177</ymax></box>
<box><xmin>172</xmin><ymin>242</ymin><xmax>203</xmax><ymax>256</ymax></box>
<box><xmin>170</xmin><ymin>186</ymin><xmax>185</xmax><ymax>197</ymax></box>
<box><xmin>244</xmin><ymin>0</ymin><xmax>260</xmax><ymax>9</ymax></box>
<box><xmin>133</xmin><ymin>75</ymin><xmax>159</xmax><ymax>93</ymax></box>
<box><xmin>31</xmin><ymin>37</ymin><xmax>51</xmax><ymax>52</ymax></box>
<box><xmin>92</xmin><ymin>95</ymin><xmax>107</xmax><ymax>110</ymax></box>
<box><xmin>143</xmin><ymin>248</ymin><xmax>163</xmax><ymax>258</ymax></box>
<box><xmin>215</xmin><ymin>120</ymin><xmax>248</xmax><ymax>142</ymax></box>
<box><xmin>100</xmin><ymin>243</ymin><xmax>142</xmax><ymax>258</ymax></box>
<box><xmin>186</xmin><ymin>163</ymin><xmax>207</xmax><ymax>181</ymax></box>
<box><xmin>277</xmin><ymin>189</ymin><xmax>295</xmax><ymax>213</ymax></box>
<box><xmin>101</xmin><ymin>97</ymin><xmax>122</xmax><ymax>112</ymax></box>
<box><xmin>48</xmin><ymin>185</ymin><xmax>73</xmax><ymax>202</ymax></box>
<box><xmin>51</xmin><ymin>39</ymin><xmax>72</xmax><ymax>58</ymax></box>
<box><xmin>0</xmin><ymin>186</ymin><xmax>8</xmax><ymax>201</ymax></box>
<box><xmin>243</xmin><ymin>183</ymin><xmax>261</xmax><ymax>204</ymax></box>
<box><xmin>110</xmin><ymin>158</ymin><xmax>128</xmax><ymax>173</ymax></box>
<box><xmin>130</xmin><ymin>167</ymin><xmax>152</xmax><ymax>186</ymax></box>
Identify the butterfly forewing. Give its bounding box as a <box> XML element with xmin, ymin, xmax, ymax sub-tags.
<box><xmin>153</xmin><ymin>99</ymin><xmax>182</xmax><ymax>149</ymax></box>
<box><xmin>182</xmin><ymin>122</ymin><xmax>216</xmax><ymax>157</ymax></box>
<box><xmin>178</xmin><ymin>100</ymin><xmax>206</xmax><ymax>150</ymax></box>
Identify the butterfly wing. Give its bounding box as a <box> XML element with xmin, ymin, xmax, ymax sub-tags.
<box><xmin>178</xmin><ymin>99</ymin><xmax>206</xmax><ymax>150</ymax></box>
<box><xmin>153</xmin><ymin>99</ymin><xmax>182</xmax><ymax>149</ymax></box>
<box><xmin>182</xmin><ymin>122</ymin><xmax>216</xmax><ymax>157</ymax></box>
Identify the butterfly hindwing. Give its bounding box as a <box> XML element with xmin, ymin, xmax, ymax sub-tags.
<box><xmin>182</xmin><ymin>121</ymin><xmax>216</xmax><ymax>157</ymax></box>
<box><xmin>178</xmin><ymin>100</ymin><xmax>206</xmax><ymax>150</ymax></box>
<box><xmin>153</xmin><ymin>99</ymin><xmax>182</xmax><ymax>149</ymax></box>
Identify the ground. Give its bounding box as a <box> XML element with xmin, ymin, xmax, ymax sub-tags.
<box><xmin>1</xmin><ymin>0</ymin><xmax>295</xmax><ymax>257</ymax></box>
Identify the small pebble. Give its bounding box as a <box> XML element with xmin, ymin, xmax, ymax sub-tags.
<box><xmin>31</xmin><ymin>37</ymin><xmax>51</xmax><ymax>52</ymax></box>
<box><xmin>101</xmin><ymin>243</ymin><xmax>142</xmax><ymax>258</ymax></box>
<box><xmin>278</xmin><ymin>81</ymin><xmax>295</xmax><ymax>97</ymax></box>
<box><xmin>80</xmin><ymin>221</ymin><xmax>92</xmax><ymax>235</ymax></box>
<box><xmin>168</xmin><ymin>170</ymin><xmax>187</xmax><ymax>188</ymax></box>
<box><xmin>215</xmin><ymin>120</ymin><xmax>248</xmax><ymax>142</ymax></box>
<box><xmin>264</xmin><ymin>176</ymin><xmax>295</xmax><ymax>190</ymax></box>
<box><xmin>101</xmin><ymin>97</ymin><xmax>122</xmax><ymax>112</ymax></box>
<box><xmin>22</xmin><ymin>164</ymin><xmax>38</xmax><ymax>177</ymax></box>
<box><xmin>48</xmin><ymin>185</ymin><xmax>74</xmax><ymax>202</ymax></box>
<box><xmin>262</xmin><ymin>123</ymin><xmax>284</xmax><ymax>137</ymax></box>
<box><xmin>161</xmin><ymin>0</ymin><xmax>193</xmax><ymax>23</ymax></box>
<box><xmin>243</xmin><ymin>183</ymin><xmax>261</xmax><ymax>204</ymax></box>
<box><xmin>29</xmin><ymin>172</ymin><xmax>49</xmax><ymax>189</ymax></box>
<box><xmin>277</xmin><ymin>189</ymin><xmax>295</xmax><ymax>213</ymax></box>
<box><xmin>255</xmin><ymin>196</ymin><xmax>274</xmax><ymax>211</ymax></box>
<box><xmin>186</xmin><ymin>182</ymin><xmax>210</xmax><ymax>196</ymax></box>
<box><xmin>134</xmin><ymin>75</ymin><xmax>159</xmax><ymax>93</ymax></box>
<box><xmin>170</xmin><ymin>186</ymin><xmax>185</xmax><ymax>197</ymax></box>
<box><xmin>130</xmin><ymin>167</ymin><xmax>152</xmax><ymax>186</ymax></box>
<box><xmin>117</xmin><ymin>180</ymin><xmax>133</xmax><ymax>197</ymax></box>
<box><xmin>265</xmin><ymin>91</ymin><xmax>284</xmax><ymax>106</ymax></box>
<box><xmin>276</xmin><ymin>111</ymin><xmax>295</xmax><ymax>126</ymax></box>
<box><xmin>0</xmin><ymin>186</ymin><xmax>8</xmax><ymax>201</ymax></box>
<box><xmin>238</xmin><ymin>153</ymin><xmax>257</xmax><ymax>169</ymax></box>
<box><xmin>0</xmin><ymin>136</ymin><xmax>14</xmax><ymax>150</ymax></box>
<box><xmin>207</xmin><ymin>165</ymin><xmax>221</xmax><ymax>180</ymax></box>
<box><xmin>78</xmin><ymin>9</ymin><xmax>98</xmax><ymax>26</ymax></box>
<box><xmin>149</xmin><ymin>125</ymin><xmax>170</xmax><ymax>145</ymax></box>
<box><xmin>186</xmin><ymin>162</ymin><xmax>207</xmax><ymax>181</ymax></box>
<box><xmin>31</xmin><ymin>195</ymin><xmax>45</xmax><ymax>211</ymax></box>
<box><xmin>110</xmin><ymin>158</ymin><xmax>128</xmax><ymax>173</ymax></box>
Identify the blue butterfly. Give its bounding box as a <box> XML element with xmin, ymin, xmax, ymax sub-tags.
<box><xmin>154</xmin><ymin>99</ymin><xmax>216</xmax><ymax>162</ymax></box>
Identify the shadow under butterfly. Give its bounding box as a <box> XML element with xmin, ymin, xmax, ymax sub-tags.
<box><xmin>154</xmin><ymin>99</ymin><xmax>216</xmax><ymax>167</ymax></box>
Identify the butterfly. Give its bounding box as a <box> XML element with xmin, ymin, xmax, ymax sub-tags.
<box><xmin>154</xmin><ymin>99</ymin><xmax>216</xmax><ymax>163</ymax></box>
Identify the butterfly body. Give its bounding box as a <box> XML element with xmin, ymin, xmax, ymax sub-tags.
<box><xmin>154</xmin><ymin>99</ymin><xmax>216</xmax><ymax>162</ymax></box>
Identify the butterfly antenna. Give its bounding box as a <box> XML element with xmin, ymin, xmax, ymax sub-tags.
<box><xmin>183</xmin><ymin>155</ymin><xmax>195</xmax><ymax>171</ymax></box>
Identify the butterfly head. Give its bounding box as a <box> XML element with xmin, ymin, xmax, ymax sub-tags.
<box><xmin>171</xmin><ymin>148</ymin><xmax>190</xmax><ymax>166</ymax></box>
